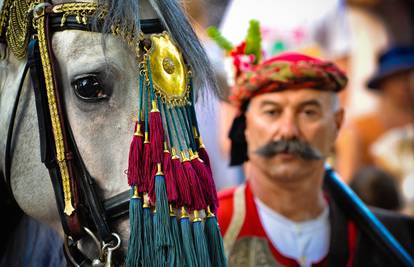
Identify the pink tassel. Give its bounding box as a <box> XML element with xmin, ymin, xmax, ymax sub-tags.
<box><xmin>127</xmin><ymin>122</ymin><xmax>144</xmax><ymax>186</ymax></box>
<box><xmin>140</xmin><ymin>133</ymin><xmax>151</xmax><ymax>193</ymax></box>
<box><xmin>171</xmin><ymin>149</ymin><xmax>192</xmax><ymax>208</ymax></box>
<box><xmin>149</xmin><ymin>101</ymin><xmax>164</xmax><ymax>164</ymax></box>
<box><xmin>182</xmin><ymin>152</ymin><xmax>206</xmax><ymax>211</ymax></box>
<box><xmin>190</xmin><ymin>152</ymin><xmax>219</xmax><ymax>211</ymax></box>
<box><xmin>164</xmin><ymin>149</ymin><xmax>178</xmax><ymax>203</ymax></box>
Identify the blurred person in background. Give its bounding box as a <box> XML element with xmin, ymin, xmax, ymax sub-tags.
<box><xmin>350</xmin><ymin>166</ymin><xmax>402</xmax><ymax>211</ymax></box>
<box><xmin>336</xmin><ymin>46</ymin><xmax>414</xmax><ymax>214</ymax></box>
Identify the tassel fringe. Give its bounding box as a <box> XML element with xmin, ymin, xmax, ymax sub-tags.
<box><xmin>126</xmin><ymin>39</ymin><xmax>227</xmax><ymax>266</ymax></box>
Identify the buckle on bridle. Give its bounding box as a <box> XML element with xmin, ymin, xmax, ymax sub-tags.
<box><xmin>64</xmin><ymin>227</ymin><xmax>121</xmax><ymax>267</ymax></box>
<box><xmin>32</xmin><ymin>2</ymin><xmax>51</xmax><ymax>20</ymax></box>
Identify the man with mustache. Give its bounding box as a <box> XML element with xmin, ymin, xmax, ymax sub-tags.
<box><xmin>217</xmin><ymin>52</ymin><xmax>414</xmax><ymax>267</ymax></box>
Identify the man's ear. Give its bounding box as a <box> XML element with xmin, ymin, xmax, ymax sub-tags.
<box><xmin>334</xmin><ymin>108</ymin><xmax>345</xmax><ymax>134</ymax></box>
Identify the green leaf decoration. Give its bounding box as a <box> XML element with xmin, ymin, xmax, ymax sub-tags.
<box><xmin>206</xmin><ymin>26</ymin><xmax>234</xmax><ymax>52</ymax></box>
<box><xmin>245</xmin><ymin>19</ymin><xmax>262</xmax><ymax>64</ymax></box>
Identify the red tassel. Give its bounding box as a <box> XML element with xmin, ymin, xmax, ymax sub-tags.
<box><xmin>190</xmin><ymin>151</ymin><xmax>219</xmax><ymax>211</ymax></box>
<box><xmin>147</xmin><ymin>165</ymin><xmax>157</xmax><ymax>205</ymax></box>
<box><xmin>171</xmin><ymin>149</ymin><xmax>192</xmax><ymax>208</ymax></box>
<box><xmin>164</xmin><ymin>149</ymin><xmax>178</xmax><ymax>203</ymax></box>
<box><xmin>127</xmin><ymin>122</ymin><xmax>144</xmax><ymax>186</ymax></box>
<box><xmin>182</xmin><ymin>151</ymin><xmax>206</xmax><ymax>211</ymax></box>
<box><xmin>149</xmin><ymin>101</ymin><xmax>164</xmax><ymax>164</ymax></box>
<box><xmin>197</xmin><ymin>136</ymin><xmax>211</xmax><ymax>168</ymax></box>
<box><xmin>140</xmin><ymin>133</ymin><xmax>152</xmax><ymax>193</ymax></box>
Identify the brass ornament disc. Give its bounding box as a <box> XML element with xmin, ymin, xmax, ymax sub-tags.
<box><xmin>147</xmin><ymin>32</ymin><xmax>189</xmax><ymax>106</ymax></box>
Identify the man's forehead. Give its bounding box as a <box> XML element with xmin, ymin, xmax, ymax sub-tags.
<box><xmin>252</xmin><ymin>89</ymin><xmax>334</xmax><ymax>106</ymax></box>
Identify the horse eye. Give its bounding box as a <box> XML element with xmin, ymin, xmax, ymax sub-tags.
<box><xmin>72</xmin><ymin>75</ymin><xmax>109</xmax><ymax>102</ymax></box>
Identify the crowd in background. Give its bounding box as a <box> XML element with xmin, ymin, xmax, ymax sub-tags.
<box><xmin>183</xmin><ymin>0</ymin><xmax>414</xmax><ymax>216</ymax></box>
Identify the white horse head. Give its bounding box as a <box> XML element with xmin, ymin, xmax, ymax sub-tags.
<box><xmin>0</xmin><ymin>0</ymin><xmax>221</xmax><ymax>265</ymax></box>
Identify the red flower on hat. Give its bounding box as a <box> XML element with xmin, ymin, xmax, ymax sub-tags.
<box><xmin>230</xmin><ymin>42</ymin><xmax>256</xmax><ymax>77</ymax></box>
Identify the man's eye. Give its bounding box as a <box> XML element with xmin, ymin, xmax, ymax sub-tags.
<box><xmin>263</xmin><ymin>109</ymin><xmax>280</xmax><ymax>117</ymax></box>
<box><xmin>72</xmin><ymin>75</ymin><xmax>109</xmax><ymax>102</ymax></box>
<box><xmin>302</xmin><ymin>108</ymin><xmax>320</xmax><ymax>118</ymax></box>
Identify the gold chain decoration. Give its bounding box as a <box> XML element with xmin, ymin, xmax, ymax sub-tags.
<box><xmin>52</xmin><ymin>3</ymin><xmax>141</xmax><ymax>60</ymax></box>
<box><xmin>5</xmin><ymin>0</ymin><xmax>31</xmax><ymax>59</ymax></box>
<box><xmin>0</xmin><ymin>0</ymin><xmax>12</xmax><ymax>41</ymax></box>
<box><xmin>34</xmin><ymin>6</ymin><xmax>75</xmax><ymax>216</ymax></box>
<box><xmin>51</xmin><ymin>2</ymin><xmax>105</xmax><ymax>26</ymax></box>
<box><xmin>111</xmin><ymin>25</ymin><xmax>143</xmax><ymax>59</ymax></box>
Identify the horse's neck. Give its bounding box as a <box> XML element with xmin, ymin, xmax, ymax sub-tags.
<box><xmin>0</xmin><ymin>52</ymin><xmax>27</xmax><ymax>173</ymax></box>
<box><xmin>0</xmin><ymin>49</ymin><xmax>62</xmax><ymax>231</ymax></box>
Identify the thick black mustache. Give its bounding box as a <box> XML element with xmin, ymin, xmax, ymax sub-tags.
<box><xmin>255</xmin><ymin>139</ymin><xmax>324</xmax><ymax>160</ymax></box>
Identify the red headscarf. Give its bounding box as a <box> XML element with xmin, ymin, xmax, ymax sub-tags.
<box><xmin>230</xmin><ymin>52</ymin><xmax>348</xmax><ymax>108</ymax></box>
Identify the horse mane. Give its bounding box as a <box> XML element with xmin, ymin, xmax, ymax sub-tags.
<box><xmin>99</xmin><ymin>0</ymin><xmax>219</xmax><ymax>100</ymax></box>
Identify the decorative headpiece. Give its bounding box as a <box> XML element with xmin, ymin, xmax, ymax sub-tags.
<box><xmin>208</xmin><ymin>20</ymin><xmax>348</xmax><ymax>108</ymax></box>
<box><xmin>1</xmin><ymin>1</ymin><xmax>226</xmax><ymax>266</ymax></box>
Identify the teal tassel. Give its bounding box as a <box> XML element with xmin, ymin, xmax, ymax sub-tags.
<box><xmin>126</xmin><ymin>187</ymin><xmax>144</xmax><ymax>267</ymax></box>
<box><xmin>169</xmin><ymin>208</ymin><xmax>183</xmax><ymax>267</ymax></box>
<box><xmin>204</xmin><ymin>209</ymin><xmax>227</xmax><ymax>267</ymax></box>
<box><xmin>180</xmin><ymin>208</ymin><xmax>199</xmax><ymax>267</ymax></box>
<box><xmin>153</xmin><ymin>211</ymin><xmax>165</xmax><ymax>267</ymax></box>
<box><xmin>143</xmin><ymin>197</ymin><xmax>155</xmax><ymax>267</ymax></box>
<box><xmin>192</xmin><ymin>211</ymin><xmax>212</xmax><ymax>267</ymax></box>
<box><xmin>154</xmin><ymin>165</ymin><xmax>172</xmax><ymax>266</ymax></box>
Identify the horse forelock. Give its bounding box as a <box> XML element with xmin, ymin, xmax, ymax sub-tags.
<box><xmin>98</xmin><ymin>0</ymin><xmax>219</xmax><ymax>101</ymax></box>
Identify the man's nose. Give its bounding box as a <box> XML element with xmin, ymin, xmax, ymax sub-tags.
<box><xmin>274</xmin><ymin>112</ymin><xmax>300</xmax><ymax>140</ymax></box>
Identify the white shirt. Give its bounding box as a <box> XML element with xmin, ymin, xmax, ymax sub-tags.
<box><xmin>255</xmin><ymin>198</ymin><xmax>330</xmax><ymax>267</ymax></box>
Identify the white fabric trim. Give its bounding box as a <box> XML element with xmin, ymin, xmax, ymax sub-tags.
<box><xmin>255</xmin><ymin>198</ymin><xmax>330</xmax><ymax>267</ymax></box>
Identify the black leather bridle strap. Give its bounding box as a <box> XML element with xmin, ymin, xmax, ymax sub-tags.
<box><xmin>28</xmin><ymin>36</ymin><xmax>83</xmax><ymax>238</ymax></box>
<box><xmin>49</xmin><ymin>15</ymin><xmax>163</xmax><ymax>34</ymax></box>
<box><xmin>34</xmin><ymin>9</ymin><xmax>111</xmax><ymax>242</ymax></box>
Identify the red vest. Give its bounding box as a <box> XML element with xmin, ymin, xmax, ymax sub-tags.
<box><xmin>217</xmin><ymin>182</ymin><xmax>358</xmax><ymax>267</ymax></box>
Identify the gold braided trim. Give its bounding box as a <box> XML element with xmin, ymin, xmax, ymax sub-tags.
<box><xmin>0</xmin><ymin>0</ymin><xmax>12</xmax><ymax>40</ymax></box>
<box><xmin>5</xmin><ymin>0</ymin><xmax>31</xmax><ymax>59</ymax></box>
<box><xmin>52</xmin><ymin>2</ymin><xmax>99</xmax><ymax>13</ymax></box>
<box><xmin>223</xmin><ymin>184</ymin><xmax>246</xmax><ymax>257</ymax></box>
<box><xmin>36</xmin><ymin>14</ymin><xmax>74</xmax><ymax>216</ymax></box>
<box><xmin>52</xmin><ymin>2</ymin><xmax>105</xmax><ymax>27</ymax></box>
<box><xmin>52</xmin><ymin>3</ymin><xmax>142</xmax><ymax>60</ymax></box>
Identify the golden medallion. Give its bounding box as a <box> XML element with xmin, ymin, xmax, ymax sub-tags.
<box><xmin>147</xmin><ymin>32</ymin><xmax>189</xmax><ymax>106</ymax></box>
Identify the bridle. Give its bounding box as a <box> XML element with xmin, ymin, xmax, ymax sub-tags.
<box><xmin>2</xmin><ymin>2</ymin><xmax>164</xmax><ymax>266</ymax></box>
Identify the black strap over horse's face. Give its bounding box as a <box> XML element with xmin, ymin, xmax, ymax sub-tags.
<box><xmin>3</xmin><ymin>2</ymin><xmax>163</xmax><ymax>266</ymax></box>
